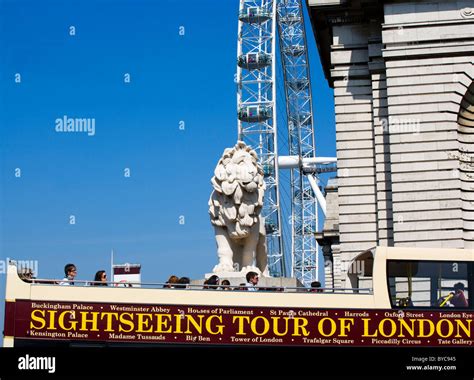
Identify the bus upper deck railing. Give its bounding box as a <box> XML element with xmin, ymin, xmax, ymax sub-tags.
<box><xmin>19</xmin><ymin>278</ymin><xmax>374</xmax><ymax>294</ymax></box>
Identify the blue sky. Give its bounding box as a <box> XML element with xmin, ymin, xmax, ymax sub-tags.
<box><xmin>0</xmin><ymin>0</ymin><xmax>335</xmax><ymax>329</ymax></box>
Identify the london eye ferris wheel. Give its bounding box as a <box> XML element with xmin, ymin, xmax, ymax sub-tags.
<box><xmin>236</xmin><ymin>0</ymin><xmax>336</xmax><ymax>285</ymax></box>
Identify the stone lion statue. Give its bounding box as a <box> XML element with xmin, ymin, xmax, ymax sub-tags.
<box><xmin>208</xmin><ymin>141</ymin><xmax>268</xmax><ymax>275</ymax></box>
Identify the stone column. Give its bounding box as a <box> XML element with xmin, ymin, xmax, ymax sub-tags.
<box><xmin>331</xmin><ymin>22</ymin><xmax>378</xmax><ymax>284</ymax></box>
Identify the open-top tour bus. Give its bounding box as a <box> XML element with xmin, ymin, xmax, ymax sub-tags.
<box><xmin>3</xmin><ymin>246</ymin><xmax>473</xmax><ymax>347</ymax></box>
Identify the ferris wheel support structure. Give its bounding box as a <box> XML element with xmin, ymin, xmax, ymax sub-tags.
<box><xmin>237</xmin><ymin>0</ymin><xmax>286</xmax><ymax>277</ymax></box>
<box><xmin>236</xmin><ymin>0</ymin><xmax>336</xmax><ymax>283</ymax></box>
<box><xmin>276</xmin><ymin>0</ymin><xmax>319</xmax><ymax>284</ymax></box>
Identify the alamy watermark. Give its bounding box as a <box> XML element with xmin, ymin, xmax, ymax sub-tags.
<box><xmin>343</xmin><ymin>260</ymin><xmax>365</xmax><ymax>277</ymax></box>
<box><xmin>18</xmin><ymin>354</ymin><xmax>55</xmax><ymax>374</ymax></box>
<box><xmin>0</xmin><ymin>257</ymin><xmax>39</xmax><ymax>276</ymax></box>
<box><xmin>380</xmin><ymin>116</ymin><xmax>420</xmax><ymax>135</ymax></box>
<box><xmin>55</xmin><ymin>115</ymin><xmax>95</xmax><ymax>136</ymax></box>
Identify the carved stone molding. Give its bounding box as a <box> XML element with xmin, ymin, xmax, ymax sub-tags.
<box><xmin>461</xmin><ymin>8</ymin><xmax>474</xmax><ymax>19</ymax></box>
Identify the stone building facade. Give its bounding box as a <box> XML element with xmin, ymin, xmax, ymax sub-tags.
<box><xmin>308</xmin><ymin>0</ymin><xmax>474</xmax><ymax>287</ymax></box>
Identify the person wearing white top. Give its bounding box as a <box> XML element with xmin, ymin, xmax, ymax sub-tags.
<box><xmin>59</xmin><ymin>263</ymin><xmax>77</xmax><ymax>286</ymax></box>
<box><xmin>245</xmin><ymin>271</ymin><xmax>259</xmax><ymax>291</ymax></box>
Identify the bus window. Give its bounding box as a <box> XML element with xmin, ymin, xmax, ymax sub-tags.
<box><xmin>387</xmin><ymin>260</ymin><xmax>471</xmax><ymax>309</ymax></box>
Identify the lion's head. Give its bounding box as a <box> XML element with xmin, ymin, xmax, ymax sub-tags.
<box><xmin>209</xmin><ymin>141</ymin><xmax>266</xmax><ymax>239</ymax></box>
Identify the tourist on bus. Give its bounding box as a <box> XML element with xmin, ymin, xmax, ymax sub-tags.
<box><xmin>164</xmin><ymin>275</ymin><xmax>179</xmax><ymax>288</ymax></box>
<box><xmin>437</xmin><ymin>282</ymin><xmax>468</xmax><ymax>308</ymax></box>
<box><xmin>204</xmin><ymin>275</ymin><xmax>220</xmax><ymax>290</ymax></box>
<box><xmin>59</xmin><ymin>264</ymin><xmax>77</xmax><ymax>286</ymax></box>
<box><xmin>245</xmin><ymin>271</ymin><xmax>259</xmax><ymax>291</ymax></box>
<box><xmin>451</xmin><ymin>282</ymin><xmax>468</xmax><ymax>307</ymax></box>
<box><xmin>310</xmin><ymin>281</ymin><xmax>323</xmax><ymax>293</ymax></box>
<box><xmin>175</xmin><ymin>276</ymin><xmax>190</xmax><ymax>289</ymax></box>
<box><xmin>92</xmin><ymin>270</ymin><xmax>108</xmax><ymax>286</ymax></box>
<box><xmin>398</xmin><ymin>297</ymin><xmax>414</xmax><ymax>308</ymax></box>
<box><xmin>221</xmin><ymin>279</ymin><xmax>231</xmax><ymax>290</ymax></box>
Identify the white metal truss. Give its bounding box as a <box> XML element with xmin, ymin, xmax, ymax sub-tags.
<box><xmin>276</xmin><ymin>0</ymin><xmax>319</xmax><ymax>285</ymax></box>
<box><xmin>237</xmin><ymin>0</ymin><xmax>286</xmax><ymax>277</ymax></box>
<box><xmin>236</xmin><ymin>0</ymin><xmax>336</xmax><ymax>284</ymax></box>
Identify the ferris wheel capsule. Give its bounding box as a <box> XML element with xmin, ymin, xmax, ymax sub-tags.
<box><xmin>238</xmin><ymin>105</ymin><xmax>272</xmax><ymax>123</ymax></box>
<box><xmin>237</xmin><ymin>53</ymin><xmax>272</xmax><ymax>70</ymax></box>
<box><xmin>238</xmin><ymin>7</ymin><xmax>272</xmax><ymax>23</ymax></box>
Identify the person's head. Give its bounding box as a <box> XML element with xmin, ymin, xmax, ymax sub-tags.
<box><xmin>221</xmin><ymin>279</ymin><xmax>231</xmax><ymax>290</ymax></box>
<box><xmin>310</xmin><ymin>281</ymin><xmax>322</xmax><ymax>293</ymax></box>
<box><xmin>454</xmin><ymin>282</ymin><xmax>465</xmax><ymax>293</ymax></box>
<box><xmin>64</xmin><ymin>264</ymin><xmax>77</xmax><ymax>279</ymax></box>
<box><xmin>94</xmin><ymin>270</ymin><xmax>107</xmax><ymax>284</ymax></box>
<box><xmin>206</xmin><ymin>275</ymin><xmax>220</xmax><ymax>288</ymax></box>
<box><xmin>176</xmin><ymin>276</ymin><xmax>190</xmax><ymax>289</ymax></box>
<box><xmin>246</xmin><ymin>271</ymin><xmax>259</xmax><ymax>285</ymax></box>
<box><xmin>167</xmin><ymin>275</ymin><xmax>179</xmax><ymax>283</ymax></box>
<box><xmin>165</xmin><ymin>275</ymin><xmax>179</xmax><ymax>288</ymax></box>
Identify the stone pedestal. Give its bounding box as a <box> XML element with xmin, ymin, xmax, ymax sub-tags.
<box><xmin>192</xmin><ymin>274</ymin><xmax>304</xmax><ymax>291</ymax></box>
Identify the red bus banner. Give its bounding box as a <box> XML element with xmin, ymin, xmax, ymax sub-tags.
<box><xmin>5</xmin><ymin>300</ymin><xmax>473</xmax><ymax>347</ymax></box>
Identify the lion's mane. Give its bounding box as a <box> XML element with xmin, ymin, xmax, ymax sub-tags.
<box><xmin>208</xmin><ymin>141</ymin><xmax>266</xmax><ymax>239</ymax></box>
